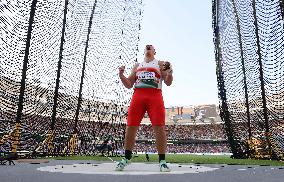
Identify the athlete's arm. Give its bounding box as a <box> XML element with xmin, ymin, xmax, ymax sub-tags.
<box><xmin>159</xmin><ymin>61</ymin><xmax>173</xmax><ymax>86</ymax></box>
<box><xmin>119</xmin><ymin>63</ymin><xmax>139</xmax><ymax>89</ymax></box>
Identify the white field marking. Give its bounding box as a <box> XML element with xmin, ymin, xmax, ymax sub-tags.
<box><xmin>237</xmin><ymin>169</ymin><xmax>247</xmax><ymax>171</ymax></box>
<box><xmin>37</xmin><ymin>162</ymin><xmax>219</xmax><ymax>175</ymax></box>
<box><xmin>107</xmin><ymin>156</ymin><xmax>116</xmax><ymax>163</ymax></box>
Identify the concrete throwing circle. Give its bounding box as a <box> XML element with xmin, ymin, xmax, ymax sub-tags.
<box><xmin>37</xmin><ymin>162</ymin><xmax>219</xmax><ymax>175</ymax></box>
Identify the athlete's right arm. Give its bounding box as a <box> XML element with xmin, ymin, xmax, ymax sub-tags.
<box><xmin>119</xmin><ymin>63</ymin><xmax>139</xmax><ymax>89</ymax></box>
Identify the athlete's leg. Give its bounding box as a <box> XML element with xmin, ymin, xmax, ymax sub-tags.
<box><xmin>152</xmin><ymin>125</ymin><xmax>167</xmax><ymax>157</ymax></box>
<box><xmin>125</xmin><ymin>90</ymin><xmax>146</xmax><ymax>157</ymax></box>
<box><xmin>115</xmin><ymin>90</ymin><xmax>146</xmax><ymax>171</ymax></box>
<box><xmin>124</xmin><ymin>126</ymin><xmax>139</xmax><ymax>159</ymax></box>
<box><xmin>147</xmin><ymin>90</ymin><xmax>170</xmax><ymax>172</ymax></box>
<box><xmin>146</xmin><ymin>90</ymin><xmax>167</xmax><ymax>158</ymax></box>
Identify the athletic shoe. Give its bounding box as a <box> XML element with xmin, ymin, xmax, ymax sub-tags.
<box><xmin>115</xmin><ymin>157</ymin><xmax>129</xmax><ymax>171</ymax></box>
<box><xmin>159</xmin><ymin>160</ymin><xmax>171</xmax><ymax>172</ymax></box>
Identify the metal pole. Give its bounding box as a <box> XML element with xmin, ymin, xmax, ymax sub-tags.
<box><xmin>12</xmin><ymin>0</ymin><xmax>38</xmax><ymax>153</ymax></box>
<box><xmin>279</xmin><ymin>0</ymin><xmax>284</xmax><ymax>21</ymax></box>
<box><xmin>15</xmin><ymin>0</ymin><xmax>38</xmax><ymax>124</ymax></box>
<box><xmin>232</xmin><ymin>0</ymin><xmax>252</xmax><ymax>140</ymax></box>
<box><xmin>73</xmin><ymin>0</ymin><xmax>97</xmax><ymax>134</ymax></box>
<box><xmin>50</xmin><ymin>0</ymin><xmax>69</xmax><ymax>130</ymax></box>
<box><xmin>252</xmin><ymin>0</ymin><xmax>271</xmax><ymax>154</ymax></box>
<box><xmin>212</xmin><ymin>0</ymin><xmax>238</xmax><ymax>158</ymax></box>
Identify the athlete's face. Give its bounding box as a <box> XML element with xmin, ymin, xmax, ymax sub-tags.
<box><xmin>144</xmin><ymin>45</ymin><xmax>156</xmax><ymax>56</ymax></box>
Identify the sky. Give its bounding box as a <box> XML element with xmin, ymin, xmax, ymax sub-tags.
<box><xmin>137</xmin><ymin>0</ymin><xmax>219</xmax><ymax>107</ymax></box>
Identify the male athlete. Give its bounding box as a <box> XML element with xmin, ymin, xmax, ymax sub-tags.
<box><xmin>116</xmin><ymin>44</ymin><xmax>173</xmax><ymax>172</ymax></box>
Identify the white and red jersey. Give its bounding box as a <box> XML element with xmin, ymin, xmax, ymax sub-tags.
<box><xmin>134</xmin><ymin>59</ymin><xmax>163</xmax><ymax>89</ymax></box>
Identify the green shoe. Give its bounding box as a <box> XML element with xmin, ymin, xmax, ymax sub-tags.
<box><xmin>159</xmin><ymin>160</ymin><xmax>171</xmax><ymax>172</ymax></box>
<box><xmin>115</xmin><ymin>157</ymin><xmax>130</xmax><ymax>171</ymax></box>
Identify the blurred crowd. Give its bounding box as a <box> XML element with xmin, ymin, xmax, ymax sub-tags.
<box><xmin>137</xmin><ymin>124</ymin><xmax>226</xmax><ymax>140</ymax></box>
<box><xmin>134</xmin><ymin>142</ymin><xmax>230</xmax><ymax>154</ymax></box>
<box><xmin>0</xmin><ymin>111</ymin><xmax>232</xmax><ymax>155</ymax></box>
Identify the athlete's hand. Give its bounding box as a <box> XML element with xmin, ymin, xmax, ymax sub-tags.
<box><xmin>163</xmin><ymin>61</ymin><xmax>173</xmax><ymax>75</ymax></box>
<box><xmin>119</xmin><ymin>65</ymin><xmax>125</xmax><ymax>75</ymax></box>
<box><xmin>163</xmin><ymin>61</ymin><xmax>171</xmax><ymax>71</ymax></box>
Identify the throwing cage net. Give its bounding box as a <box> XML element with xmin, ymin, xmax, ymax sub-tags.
<box><xmin>0</xmin><ymin>0</ymin><xmax>143</xmax><ymax>156</ymax></box>
<box><xmin>213</xmin><ymin>0</ymin><xmax>284</xmax><ymax>159</ymax></box>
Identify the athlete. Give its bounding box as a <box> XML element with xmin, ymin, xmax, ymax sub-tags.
<box><xmin>115</xmin><ymin>44</ymin><xmax>173</xmax><ymax>172</ymax></box>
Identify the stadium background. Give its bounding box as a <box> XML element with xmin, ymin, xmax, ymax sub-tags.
<box><xmin>0</xmin><ymin>0</ymin><xmax>284</xmax><ymax>160</ymax></box>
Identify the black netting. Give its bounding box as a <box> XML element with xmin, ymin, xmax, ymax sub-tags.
<box><xmin>0</xmin><ymin>0</ymin><xmax>142</xmax><ymax>155</ymax></box>
<box><xmin>213</xmin><ymin>0</ymin><xmax>284</xmax><ymax>159</ymax></box>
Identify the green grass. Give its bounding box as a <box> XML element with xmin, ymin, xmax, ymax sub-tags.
<box><xmin>48</xmin><ymin>154</ymin><xmax>284</xmax><ymax>166</ymax></box>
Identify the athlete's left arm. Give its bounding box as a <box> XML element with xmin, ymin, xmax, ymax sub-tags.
<box><xmin>159</xmin><ymin>61</ymin><xmax>173</xmax><ymax>86</ymax></box>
